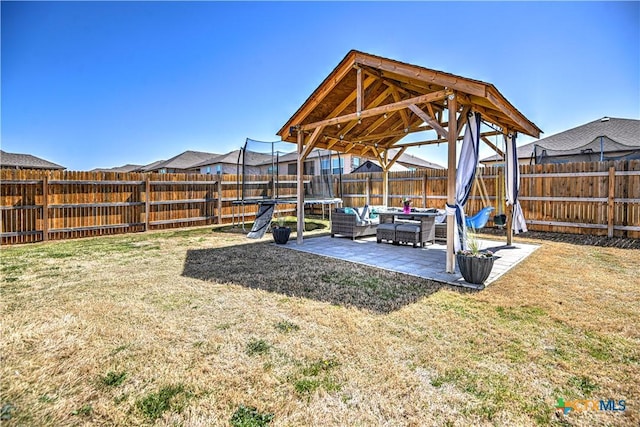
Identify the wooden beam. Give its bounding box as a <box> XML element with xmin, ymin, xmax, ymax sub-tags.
<box><xmin>327</xmin><ymin>76</ymin><xmax>377</xmax><ymax>120</ymax></box>
<box><xmin>408</xmin><ymin>104</ymin><xmax>449</xmax><ymax>139</ymax></box>
<box><xmin>278</xmin><ymin>51</ymin><xmax>358</xmax><ymax>138</ymax></box>
<box><xmin>370</xmin><ymin>146</ymin><xmax>381</xmax><ymax>162</ymax></box>
<box><xmin>446</xmin><ymin>92</ymin><xmax>457</xmax><ymax>274</ymax></box>
<box><xmin>472</xmin><ymin>105</ymin><xmax>515</xmax><ymax>132</ymax></box>
<box><xmin>334</xmin><ymin>86</ymin><xmax>394</xmax><ymax>139</ymax></box>
<box><xmin>486</xmin><ymin>88</ymin><xmax>540</xmax><ymax>137</ymax></box>
<box><xmin>360</xmin><ymin>63</ymin><xmax>464</xmax><ymax>97</ymax></box>
<box><xmin>358</xmin><ymin>112</ymin><xmax>397</xmax><ymax>139</ymax></box>
<box><xmin>354</xmin><ymin>52</ymin><xmax>487</xmax><ymax>97</ymax></box>
<box><xmin>360</xmin><ymin>65</ymin><xmax>423</xmax><ymax>96</ymax></box>
<box><xmin>391</xmin><ymin>89</ymin><xmax>410</xmax><ymax>128</ymax></box>
<box><xmin>300</xmin><ymin>90</ymin><xmax>448</xmax><ymax>131</ymax></box>
<box><xmin>296</xmin><ymin>128</ymin><xmax>305</xmax><ymax>244</ymax></box>
<box><xmin>481</xmin><ymin>136</ymin><xmax>504</xmax><ymax>158</ymax></box>
<box><xmin>344</xmin><ymin>143</ymin><xmax>356</xmax><ymax>154</ymax></box>
<box><xmin>456</xmin><ymin>108</ymin><xmax>469</xmax><ymax>137</ymax></box>
<box><xmin>358</xmin><ymin>124</ymin><xmax>430</xmax><ymax>142</ymax></box>
<box><xmin>457</xmin><ymin>105</ymin><xmax>471</xmax><ymax>131</ymax></box>
<box><xmin>301</xmin><ymin>126</ymin><xmax>324</xmax><ymax>160</ymax></box>
<box><xmin>393</xmin><ymin>131</ymin><xmax>504</xmax><ymax>149</ymax></box>
<box><xmin>356</xmin><ymin>67</ymin><xmax>362</xmax><ymax>113</ymax></box>
<box><xmin>386</xmin><ymin>146</ymin><xmax>407</xmax><ymax>170</ymax></box>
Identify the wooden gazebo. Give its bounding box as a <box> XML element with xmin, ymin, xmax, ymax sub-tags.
<box><xmin>277</xmin><ymin>50</ymin><xmax>541</xmax><ymax>273</ymax></box>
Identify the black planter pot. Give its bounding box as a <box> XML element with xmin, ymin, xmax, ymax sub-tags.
<box><xmin>272</xmin><ymin>227</ymin><xmax>291</xmax><ymax>244</ymax></box>
<box><xmin>456</xmin><ymin>253</ymin><xmax>495</xmax><ymax>284</ymax></box>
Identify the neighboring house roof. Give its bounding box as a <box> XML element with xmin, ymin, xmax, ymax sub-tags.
<box><xmin>268</xmin><ymin>149</ymin><xmax>340</xmax><ymax>164</ymax></box>
<box><xmin>91</xmin><ymin>164</ymin><xmax>143</xmax><ymax>173</ymax></box>
<box><xmin>193</xmin><ymin>149</ymin><xmax>274</xmax><ymax>168</ymax></box>
<box><xmin>139</xmin><ymin>159</ymin><xmax>166</xmax><ymax>172</ymax></box>
<box><xmin>0</xmin><ymin>150</ymin><xmax>65</xmax><ymax>170</ymax></box>
<box><xmin>390</xmin><ymin>150</ymin><xmax>445</xmax><ymax>170</ymax></box>
<box><xmin>150</xmin><ymin>150</ymin><xmax>219</xmax><ymax>171</ymax></box>
<box><xmin>481</xmin><ymin>117</ymin><xmax>640</xmax><ymax>163</ymax></box>
<box><xmin>351</xmin><ymin>160</ymin><xmax>409</xmax><ymax>173</ymax></box>
<box><xmin>260</xmin><ymin>148</ymin><xmax>444</xmax><ymax>170</ymax></box>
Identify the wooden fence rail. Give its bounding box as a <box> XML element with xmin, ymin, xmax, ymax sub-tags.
<box><xmin>1</xmin><ymin>160</ymin><xmax>638</xmax><ymax>245</ymax></box>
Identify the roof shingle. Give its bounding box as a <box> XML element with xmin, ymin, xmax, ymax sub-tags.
<box><xmin>481</xmin><ymin>117</ymin><xmax>639</xmax><ymax>162</ymax></box>
<box><xmin>0</xmin><ymin>150</ymin><xmax>65</xmax><ymax>170</ymax></box>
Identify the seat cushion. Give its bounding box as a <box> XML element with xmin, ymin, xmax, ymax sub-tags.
<box><xmin>377</xmin><ymin>223</ymin><xmax>397</xmax><ymax>231</ymax></box>
<box><xmin>396</xmin><ymin>224</ymin><xmax>420</xmax><ymax>233</ymax></box>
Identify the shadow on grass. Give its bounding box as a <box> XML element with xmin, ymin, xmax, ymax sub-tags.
<box><xmin>182</xmin><ymin>241</ymin><xmax>475</xmax><ymax>314</ymax></box>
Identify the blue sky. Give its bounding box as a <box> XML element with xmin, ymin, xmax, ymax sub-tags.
<box><xmin>2</xmin><ymin>1</ymin><xmax>639</xmax><ymax>170</ymax></box>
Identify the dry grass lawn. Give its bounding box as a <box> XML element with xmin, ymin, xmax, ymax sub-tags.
<box><xmin>1</xmin><ymin>224</ymin><xmax>638</xmax><ymax>426</ymax></box>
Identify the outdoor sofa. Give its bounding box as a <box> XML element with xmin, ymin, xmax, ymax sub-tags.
<box><xmin>330</xmin><ymin>206</ymin><xmax>381</xmax><ymax>240</ymax></box>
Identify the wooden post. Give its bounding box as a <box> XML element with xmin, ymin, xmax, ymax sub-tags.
<box><xmin>607</xmin><ymin>166</ymin><xmax>615</xmax><ymax>237</ymax></box>
<box><xmin>383</xmin><ymin>170</ymin><xmax>389</xmax><ymax>207</ymax></box>
<box><xmin>366</xmin><ymin>175</ymin><xmax>371</xmax><ymax>206</ymax></box>
<box><xmin>217</xmin><ymin>179</ymin><xmax>223</xmax><ymax>225</ymax></box>
<box><xmin>382</xmin><ymin>150</ymin><xmax>389</xmax><ymax>207</ymax></box>
<box><xmin>506</xmin><ymin>204</ymin><xmax>513</xmax><ymax>245</ymax></box>
<box><xmin>296</xmin><ymin>127</ymin><xmax>305</xmax><ymax>244</ymax></box>
<box><xmin>356</xmin><ymin>67</ymin><xmax>362</xmax><ymax>113</ymax></box>
<box><xmin>497</xmin><ymin>166</ymin><xmax>504</xmax><ymax>219</ymax></box>
<box><xmin>446</xmin><ymin>92</ymin><xmax>457</xmax><ymax>273</ymax></box>
<box><xmin>505</xmin><ymin>130</ymin><xmax>514</xmax><ymax>246</ymax></box>
<box><xmin>42</xmin><ymin>175</ymin><xmax>49</xmax><ymax>241</ymax></box>
<box><xmin>145</xmin><ymin>176</ymin><xmax>150</xmax><ymax>231</ymax></box>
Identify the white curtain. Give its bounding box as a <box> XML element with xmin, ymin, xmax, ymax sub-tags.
<box><xmin>505</xmin><ymin>134</ymin><xmax>528</xmax><ymax>234</ymax></box>
<box><xmin>447</xmin><ymin>111</ymin><xmax>481</xmax><ymax>252</ymax></box>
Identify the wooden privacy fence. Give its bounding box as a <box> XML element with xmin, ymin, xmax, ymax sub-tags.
<box><xmin>1</xmin><ymin>160</ymin><xmax>639</xmax><ymax>245</ymax></box>
<box><xmin>339</xmin><ymin>160</ymin><xmax>640</xmax><ymax>239</ymax></box>
<box><xmin>0</xmin><ymin>170</ymin><xmax>309</xmax><ymax>245</ymax></box>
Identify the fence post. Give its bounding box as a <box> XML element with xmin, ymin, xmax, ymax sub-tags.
<box><xmin>217</xmin><ymin>179</ymin><xmax>223</xmax><ymax>224</ymax></box>
<box><xmin>422</xmin><ymin>173</ymin><xmax>428</xmax><ymax>208</ymax></box>
<box><xmin>145</xmin><ymin>176</ymin><xmax>150</xmax><ymax>231</ymax></box>
<box><xmin>607</xmin><ymin>166</ymin><xmax>615</xmax><ymax>238</ymax></box>
<box><xmin>42</xmin><ymin>175</ymin><xmax>49</xmax><ymax>242</ymax></box>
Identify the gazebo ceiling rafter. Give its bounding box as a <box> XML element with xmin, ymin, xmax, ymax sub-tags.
<box><xmin>298</xmin><ymin>90</ymin><xmax>449</xmax><ymax>132</ymax></box>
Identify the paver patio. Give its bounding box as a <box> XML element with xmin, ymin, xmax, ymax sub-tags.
<box><xmin>283</xmin><ymin>235</ymin><xmax>539</xmax><ymax>289</ymax></box>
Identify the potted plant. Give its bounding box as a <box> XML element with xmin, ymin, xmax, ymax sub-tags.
<box><xmin>456</xmin><ymin>228</ymin><xmax>495</xmax><ymax>284</ymax></box>
<box><xmin>272</xmin><ymin>216</ymin><xmax>291</xmax><ymax>244</ymax></box>
<box><xmin>402</xmin><ymin>197</ymin><xmax>412</xmax><ymax>214</ymax></box>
